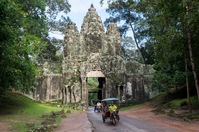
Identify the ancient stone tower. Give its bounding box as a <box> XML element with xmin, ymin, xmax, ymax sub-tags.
<box><xmin>62</xmin><ymin>4</ymin><xmax>125</xmax><ymax>103</ymax></box>
<box><xmin>35</xmin><ymin>4</ymin><xmax>155</xmax><ymax>109</ymax></box>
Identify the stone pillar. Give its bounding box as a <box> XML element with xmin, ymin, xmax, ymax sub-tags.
<box><xmin>62</xmin><ymin>85</ymin><xmax>68</xmax><ymax>104</ymax></box>
<box><xmin>102</xmin><ymin>83</ymin><xmax>105</xmax><ymax>99</ymax></box>
<box><xmin>123</xmin><ymin>84</ymin><xmax>126</xmax><ymax>102</ymax></box>
<box><xmin>81</xmin><ymin>77</ymin><xmax>88</xmax><ymax>110</ymax></box>
<box><xmin>105</xmin><ymin>78</ymin><xmax>110</xmax><ymax>98</ymax></box>
<box><xmin>81</xmin><ymin>77</ymin><xmax>87</xmax><ymax>100</ymax></box>
<box><xmin>117</xmin><ymin>85</ymin><xmax>121</xmax><ymax>100</ymax></box>
<box><xmin>46</xmin><ymin>76</ymin><xmax>51</xmax><ymax>101</ymax></box>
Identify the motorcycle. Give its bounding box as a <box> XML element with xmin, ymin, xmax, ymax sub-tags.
<box><xmin>95</xmin><ymin>105</ymin><xmax>102</xmax><ymax>113</ymax></box>
<box><xmin>110</xmin><ymin>110</ymin><xmax>119</xmax><ymax>125</ymax></box>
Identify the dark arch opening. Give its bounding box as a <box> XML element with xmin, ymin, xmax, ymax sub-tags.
<box><xmin>98</xmin><ymin>77</ymin><xmax>105</xmax><ymax>100</ymax></box>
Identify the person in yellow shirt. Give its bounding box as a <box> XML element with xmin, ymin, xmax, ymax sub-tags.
<box><xmin>109</xmin><ymin>101</ymin><xmax>117</xmax><ymax>120</ymax></box>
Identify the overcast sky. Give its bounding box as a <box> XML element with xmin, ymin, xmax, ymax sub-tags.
<box><xmin>67</xmin><ymin>0</ymin><xmax>109</xmax><ymax>31</ymax></box>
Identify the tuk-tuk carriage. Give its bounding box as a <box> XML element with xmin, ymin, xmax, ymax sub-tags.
<box><xmin>101</xmin><ymin>98</ymin><xmax>120</xmax><ymax>125</ymax></box>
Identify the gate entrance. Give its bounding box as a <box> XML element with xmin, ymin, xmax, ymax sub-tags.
<box><xmin>86</xmin><ymin>71</ymin><xmax>106</xmax><ymax>107</ymax></box>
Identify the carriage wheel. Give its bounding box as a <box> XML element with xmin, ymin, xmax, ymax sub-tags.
<box><xmin>102</xmin><ymin>116</ymin><xmax>105</xmax><ymax>123</ymax></box>
<box><xmin>117</xmin><ymin>115</ymin><xmax>120</xmax><ymax>121</ymax></box>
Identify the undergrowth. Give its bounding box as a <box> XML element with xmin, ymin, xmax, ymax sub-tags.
<box><xmin>0</xmin><ymin>92</ymin><xmax>73</xmax><ymax>132</ymax></box>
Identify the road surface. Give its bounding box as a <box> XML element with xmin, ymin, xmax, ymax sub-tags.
<box><xmin>88</xmin><ymin>107</ymin><xmax>181</xmax><ymax>132</ymax></box>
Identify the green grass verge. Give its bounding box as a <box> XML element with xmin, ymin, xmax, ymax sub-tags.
<box><xmin>169</xmin><ymin>96</ymin><xmax>199</xmax><ymax>109</ymax></box>
<box><xmin>119</xmin><ymin>104</ymin><xmax>144</xmax><ymax>111</ymax></box>
<box><xmin>0</xmin><ymin>92</ymin><xmax>73</xmax><ymax>132</ymax></box>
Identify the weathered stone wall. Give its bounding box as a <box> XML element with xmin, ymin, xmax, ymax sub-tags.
<box><xmin>36</xmin><ymin>75</ymin><xmax>63</xmax><ymax>101</ymax></box>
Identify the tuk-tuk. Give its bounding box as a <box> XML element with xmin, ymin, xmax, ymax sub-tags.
<box><xmin>101</xmin><ymin>98</ymin><xmax>120</xmax><ymax>125</ymax></box>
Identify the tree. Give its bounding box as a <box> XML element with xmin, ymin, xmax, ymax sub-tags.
<box><xmin>121</xmin><ymin>37</ymin><xmax>144</xmax><ymax>62</ymax></box>
<box><xmin>0</xmin><ymin>0</ymin><xmax>71</xmax><ymax>94</ymax></box>
<box><xmin>184</xmin><ymin>0</ymin><xmax>199</xmax><ymax>100</ymax></box>
<box><xmin>138</xmin><ymin>0</ymin><xmax>199</xmax><ymax>101</ymax></box>
<box><xmin>0</xmin><ymin>0</ymin><xmax>46</xmax><ymax>94</ymax></box>
<box><xmin>101</xmin><ymin>0</ymin><xmax>150</xmax><ymax>64</ymax></box>
<box><xmin>37</xmin><ymin>0</ymin><xmax>71</xmax><ymax>63</ymax></box>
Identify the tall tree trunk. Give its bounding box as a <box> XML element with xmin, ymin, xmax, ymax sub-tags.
<box><xmin>185</xmin><ymin>51</ymin><xmax>192</xmax><ymax>113</ymax></box>
<box><xmin>186</xmin><ymin>1</ymin><xmax>199</xmax><ymax>101</ymax></box>
<box><xmin>129</xmin><ymin>22</ymin><xmax>146</xmax><ymax>64</ymax></box>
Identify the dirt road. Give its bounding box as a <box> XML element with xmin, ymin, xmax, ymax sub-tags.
<box><xmin>56</xmin><ymin>103</ymin><xmax>199</xmax><ymax>132</ymax></box>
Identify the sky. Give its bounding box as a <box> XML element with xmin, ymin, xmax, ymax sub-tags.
<box><xmin>50</xmin><ymin>0</ymin><xmax>109</xmax><ymax>39</ymax></box>
<box><xmin>67</xmin><ymin>0</ymin><xmax>109</xmax><ymax>31</ymax></box>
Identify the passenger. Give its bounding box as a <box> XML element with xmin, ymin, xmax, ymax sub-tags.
<box><xmin>102</xmin><ymin>101</ymin><xmax>108</xmax><ymax>113</ymax></box>
<box><xmin>102</xmin><ymin>101</ymin><xmax>108</xmax><ymax>117</ymax></box>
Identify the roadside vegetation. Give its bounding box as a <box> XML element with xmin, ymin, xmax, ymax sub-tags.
<box><xmin>120</xmin><ymin>93</ymin><xmax>199</xmax><ymax>122</ymax></box>
<box><xmin>120</xmin><ymin>89</ymin><xmax>199</xmax><ymax>122</ymax></box>
<box><xmin>0</xmin><ymin>92</ymin><xmax>74</xmax><ymax>132</ymax></box>
<box><xmin>151</xmin><ymin>92</ymin><xmax>199</xmax><ymax>122</ymax></box>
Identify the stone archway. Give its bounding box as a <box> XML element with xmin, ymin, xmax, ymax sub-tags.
<box><xmin>85</xmin><ymin>71</ymin><xmax>106</xmax><ymax>108</ymax></box>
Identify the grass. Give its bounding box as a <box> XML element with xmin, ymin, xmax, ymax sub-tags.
<box><xmin>119</xmin><ymin>104</ymin><xmax>144</xmax><ymax>111</ymax></box>
<box><xmin>0</xmin><ymin>92</ymin><xmax>73</xmax><ymax>132</ymax></box>
<box><xmin>168</xmin><ymin>96</ymin><xmax>199</xmax><ymax>109</ymax></box>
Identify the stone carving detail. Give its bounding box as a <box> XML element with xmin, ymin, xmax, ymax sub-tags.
<box><xmin>106</xmin><ymin>23</ymin><xmax>121</xmax><ymax>55</ymax></box>
<box><xmin>81</xmin><ymin>4</ymin><xmax>105</xmax><ymax>54</ymax></box>
<box><xmin>64</xmin><ymin>22</ymin><xmax>80</xmax><ymax>57</ymax></box>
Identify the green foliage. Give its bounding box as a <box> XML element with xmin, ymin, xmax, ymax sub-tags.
<box><xmin>87</xmin><ymin>78</ymin><xmax>99</xmax><ymax>89</ymax></box>
<box><xmin>0</xmin><ymin>0</ymin><xmax>43</xmax><ymax>94</ymax></box>
<box><xmin>37</xmin><ymin>0</ymin><xmax>71</xmax><ymax>63</ymax></box>
<box><xmin>46</xmin><ymin>0</ymin><xmax>71</xmax><ymax>33</ymax></box>
<box><xmin>142</xmin><ymin>0</ymin><xmax>199</xmax><ymax>93</ymax></box>
<box><xmin>126</xmin><ymin>62</ymin><xmax>140</xmax><ymax>73</ymax></box>
<box><xmin>102</xmin><ymin>0</ymin><xmax>152</xmax><ymax>64</ymax></box>
<box><xmin>121</xmin><ymin>37</ymin><xmax>143</xmax><ymax>61</ymax></box>
<box><xmin>140</xmin><ymin>42</ymin><xmax>155</xmax><ymax>65</ymax></box>
<box><xmin>0</xmin><ymin>0</ymin><xmax>71</xmax><ymax>94</ymax></box>
<box><xmin>87</xmin><ymin>78</ymin><xmax>99</xmax><ymax>104</ymax></box>
<box><xmin>0</xmin><ymin>92</ymin><xmax>72</xmax><ymax>131</ymax></box>
<box><xmin>110</xmin><ymin>76</ymin><xmax>122</xmax><ymax>85</ymax></box>
<box><xmin>169</xmin><ymin>96</ymin><xmax>199</xmax><ymax>110</ymax></box>
<box><xmin>89</xmin><ymin>93</ymin><xmax>98</xmax><ymax>105</ymax></box>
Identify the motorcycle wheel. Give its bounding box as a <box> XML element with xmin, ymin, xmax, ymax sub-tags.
<box><xmin>112</xmin><ymin>118</ymin><xmax>116</xmax><ymax>126</ymax></box>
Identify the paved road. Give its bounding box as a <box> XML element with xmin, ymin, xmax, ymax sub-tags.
<box><xmin>88</xmin><ymin>107</ymin><xmax>180</xmax><ymax>132</ymax></box>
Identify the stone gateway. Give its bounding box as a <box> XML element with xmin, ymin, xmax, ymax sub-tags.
<box><xmin>35</xmin><ymin>4</ymin><xmax>155</xmax><ymax>109</ymax></box>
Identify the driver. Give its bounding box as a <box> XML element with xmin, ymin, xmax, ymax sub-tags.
<box><xmin>109</xmin><ymin>101</ymin><xmax>117</xmax><ymax>120</ymax></box>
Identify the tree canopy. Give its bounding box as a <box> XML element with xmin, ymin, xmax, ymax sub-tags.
<box><xmin>0</xmin><ymin>0</ymin><xmax>71</xmax><ymax>94</ymax></box>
